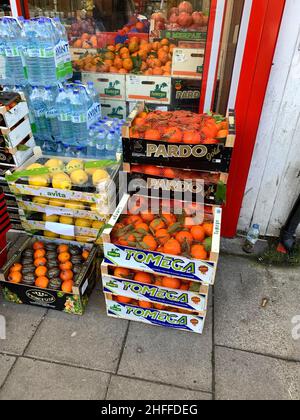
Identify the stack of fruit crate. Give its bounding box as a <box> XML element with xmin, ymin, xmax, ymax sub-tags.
<box><xmin>0</xmin><ymin>91</ymin><xmax>35</xmax><ymax>231</ymax></box>
<box><xmin>100</xmin><ymin>102</ymin><xmax>235</xmax><ymax>334</ymax></box>
<box><xmin>5</xmin><ymin>148</ymin><xmax>120</xmax><ymax>246</ymax></box>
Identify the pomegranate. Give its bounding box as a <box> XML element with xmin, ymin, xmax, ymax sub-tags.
<box><xmin>178</xmin><ymin>1</ymin><xmax>193</xmax><ymax>14</ymax></box>
<box><xmin>192</xmin><ymin>11</ymin><xmax>204</xmax><ymax>26</ymax></box>
<box><xmin>177</xmin><ymin>12</ymin><xmax>193</xmax><ymax>28</ymax></box>
<box><xmin>169</xmin><ymin>13</ymin><xmax>179</xmax><ymax>24</ymax></box>
<box><xmin>155</xmin><ymin>21</ymin><xmax>166</xmax><ymax>30</ymax></box>
<box><xmin>202</xmin><ymin>15</ymin><xmax>209</xmax><ymax>26</ymax></box>
<box><xmin>169</xmin><ymin>7</ymin><xmax>179</xmax><ymax>17</ymax></box>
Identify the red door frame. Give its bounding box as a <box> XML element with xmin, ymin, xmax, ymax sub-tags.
<box><xmin>222</xmin><ymin>0</ymin><xmax>286</xmax><ymax>237</ymax></box>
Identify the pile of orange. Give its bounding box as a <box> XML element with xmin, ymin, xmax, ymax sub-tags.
<box><xmin>72</xmin><ymin>37</ymin><xmax>174</xmax><ymax>75</ymax></box>
<box><xmin>111</xmin><ymin>207</ymin><xmax>213</xmax><ymax>260</ymax></box>
<box><xmin>130</xmin><ymin>163</ymin><xmax>220</xmax><ymax>182</ymax></box>
<box><xmin>7</xmin><ymin>241</ymin><xmax>90</xmax><ymax>293</ymax></box>
<box><xmin>130</xmin><ymin>109</ymin><xmax>229</xmax><ymax>144</ymax></box>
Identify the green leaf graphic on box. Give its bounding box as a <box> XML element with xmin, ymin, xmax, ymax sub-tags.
<box><xmin>111</xmin><ymin>304</ymin><xmax>122</xmax><ymax>312</ymax></box>
<box><xmin>57</xmin><ymin>291</ymin><xmax>65</xmax><ymax>298</ymax></box>
<box><xmin>107</xmin><ymin>249</ymin><xmax>121</xmax><ymax>258</ymax></box>
<box><xmin>108</xmin><ymin>106</ymin><xmax>124</xmax><ymax>119</ymax></box>
<box><xmin>151</xmin><ymin>82</ymin><xmax>168</xmax><ymax>99</ymax></box>
<box><xmin>215</xmin><ymin>181</ymin><xmax>227</xmax><ymax>204</ymax></box>
<box><xmin>105</xmin><ymin>80</ymin><xmax>120</xmax><ymax>96</ymax></box>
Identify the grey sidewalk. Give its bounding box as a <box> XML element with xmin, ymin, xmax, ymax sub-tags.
<box><xmin>0</xmin><ymin>251</ymin><xmax>300</xmax><ymax>400</ymax></box>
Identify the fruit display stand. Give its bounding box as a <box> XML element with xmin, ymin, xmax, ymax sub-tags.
<box><xmin>5</xmin><ymin>149</ymin><xmax>120</xmax><ymax>245</ymax></box>
<box><xmin>102</xmin><ymin>194</ymin><xmax>221</xmax><ymax>286</ymax></box>
<box><xmin>123</xmin><ymin>163</ymin><xmax>228</xmax><ymax>206</ymax></box>
<box><xmin>122</xmin><ymin>102</ymin><xmax>236</xmax><ymax>172</ymax></box>
<box><xmin>0</xmin><ymin>236</ymin><xmax>97</xmax><ymax>315</ymax></box>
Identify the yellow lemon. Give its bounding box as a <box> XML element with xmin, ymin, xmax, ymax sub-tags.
<box><xmin>65</xmin><ymin>159</ymin><xmax>84</xmax><ymax>174</ymax></box>
<box><xmin>70</xmin><ymin>169</ymin><xmax>88</xmax><ymax>186</ymax></box>
<box><xmin>75</xmin><ymin>218</ymin><xmax>91</xmax><ymax>228</ymax></box>
<box><xmin>32</xmin><ymin>196</ymin><xmax>49</xmax><ymax>205</ymax></box>
<box><xmin>92</xmin><ymin>220</ymin><xmax>105</xmax><ymax>229</ymax></box>
<box><xmin>43</xmin><ymin>230</ymin><xmax>59</xmax><ymax>238</ymax></box>
<box><xmin>26</xmin><ymin>163</ymin><xmax>43</xmax><ymax>170</ymax></box>
<box><xmin>85</xmin><ymin>167</ymin><xmax>97</xmax><ymax>176</ymax></box>
<box><xmin>28</xmin><ymin>174</ymin><xmax>50</xmax><ymax>187</ymax></box>
<box><xmin>44</xmin><ymin>158</ymin><xmax>64</xmax><ymax>174</ymax></box>
<box><xmin>52</xmin><ymin>172</ymin><xmax>72</xmax><ymax>190</ymax></box>
<box><xmin>92</xmin><ymin>169</ymin><xmax>109</xmax><ymax>186</ymax></box>
<box><xmin>60</xmin><ymin>235</ymin><xmax>74</xmax><ymax>240</ymax></box>
<box><xmin>75</xmin><ymin>235</ymin><xmax>92</xmax><ymax>243</ymax></box>
<box><xmin>48</xmin><ymin>198</ymin><xmax>66</xmax><ymax>207</ymax></box>
<box><xmin>59</xmin><ymin>216</ymin><xmax>74</xmax><ymax>225</ymax></box>
<box><xmin>65</xmin><ymin>201</ymin><xmax>85</xmax><ymax>210</ymax></box>
<box><xmin>43</xmin><ymin>214</ymin><xmax>59</xmax><ymax>222</ymax></box>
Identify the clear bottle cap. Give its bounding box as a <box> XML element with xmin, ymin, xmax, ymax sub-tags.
<box><xmin>253</xmin><ymin>224</ymin><xmax>259</xmax><ymax>229</ymax></box>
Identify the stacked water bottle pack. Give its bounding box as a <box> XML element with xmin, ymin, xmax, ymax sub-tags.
<box><xmin>0</xmin><ymin>16</ymin><xmax>72</xmax><ymax>86</ymax></box>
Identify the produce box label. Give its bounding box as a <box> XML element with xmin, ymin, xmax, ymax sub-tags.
<box><xmin>161</xmin><ymin>30</ymin><xmax>207</xmax><ymax>42</ymax></box>
<box><xmin>101</xmin><ymin>100</ymin><xmax>127</xmax><ymax>120</ymax></box>
<box><xmin>171</xmin><ymin>78</ymin><xmax>202</xmax><ymax>111</ymax></box>
<box><xmin>122</xmin><ymin>138</ymin><xmax>233</xmax><ymax>172</ymax></box>
<box><xmin>106</xmin><ymin>299</ymin><xmax>205</xmax><ymax>334</ymax></box>
<box><xmin>102</xmin><ymin>275</ymin><xmax>207</xmax><ymax>311</ymax></box>
<box><xmin>103</xmin><ymin>243</ymin><xmax>215</xmax><ymax>284</ymax></box>
<box><xmin>82</xmin><ymin>73</ymin><xmax>126</xmax><ymax>100</ymax></box>
<box><xmin>126</xmin><ymin>75</ymin><xmax>171</xmax><ymax>104</ymax></box>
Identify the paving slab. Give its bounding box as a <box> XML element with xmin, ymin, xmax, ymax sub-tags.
<box><xmin>215</xmin><ymin>347</ymin><xmax>300</xmax><ymax>400</ymax></box>
<box><xmin>118</xmin><ymin>306</ymin><xmax>213</xmax><ymax>393</ymax></box>
<box><xmin>0</xmin><ymin>354</ymin><xmax>16</xmax><ymax>388</ymax></box>
<box><xmin>0</xmin><ymin>300</ymin><xmax>47</xmax><ymax>355</ymax></box>
<box><xmin>214</xmin><ymin>255</ymin><xmax>300</xmax><ymax>360</ymax></box>
<box><xmin>0</xmin><ymin>357</ymin><xmax>110</xmax><ymax>400</ymax></box>
<box><xmin>25</xmin><ymin>290</ymin><xmax>129</xmax><ymax>373</ymax></box>
<box><xmin>107</xmin><ymin>375</ymin><xmax>212</xmax><ymax>400</ymax></box>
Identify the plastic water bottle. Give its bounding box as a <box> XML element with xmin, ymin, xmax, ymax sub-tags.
<box><xmin>106</xmin><ymin>130</ymin><xmax>117</xmax><ymax>160</ymax></box>
<box><xmin>29</xmin><ymin>86</ymin><xmax>51</xmax><ymax>147</ymax></box>
<box><xmin>56</xmin><ymin>87</ymin><xmax>73</xmax><ymax>154</ymax></box>
<box><xmin>87</xmin><ymin>81</ymin><xmax>98</xmax><ymax>103</ymax></box>
<box><xmin>23</xmin><ymin>19</ymin><xmax>40</xmax><ymax>85</ymax></box>
<box><xmin>87</xmin><ymin>124</ymin><xmax>97</xmax><ymax>158</ymax></box>
<box><xmin>44</xmin><ymin>85</ymin><xmax>59</xmax><ymax>145</ymax></box>
<box><xmin>96</xmin><ymin>129</ymin><xmax>107</xmax><ymax>159</ymax></box>
<box><xmin>71</xmin><ymin>89</ymin><xmax>88</xmax><ymax>146</ymax></box>
<box><xmin>243</xmin><ymin>224</ymin><xmax>260</xmax><ymax>253</ymax></box>
<box><xmin>36</xmin><ymin>18</ymin><xmax>57</xmax><ymax>85</ymax></box>
<box><xmin>0</xmin><ymin>17</ymin><xmax>26</xmax><ymax>85</ymax></box>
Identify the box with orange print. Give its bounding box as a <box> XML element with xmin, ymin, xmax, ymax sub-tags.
<box><xmin>0</xmin><ymin>235</ymin><xmax>97</xmax><ymax>315</ymax></box>
<box><xmin>122</xmin><ymin>162</ymin><xmax>228</xmax><ymax>206</ymax></box>
<box><xmin>101</xmin><ymin>262</ymin><xmax>209</xmax><ymax>313</ymax></box>
<box><xmin>102</xmin><ymin>194</ymin><xmax>222</xmax><ymax>285</ymax></box>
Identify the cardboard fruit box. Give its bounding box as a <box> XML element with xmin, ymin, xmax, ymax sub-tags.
<box><xmin>82</xmin><ymin>72</ymin><xmax>126</xmax><ymax>101</ymax></box>
<box><xmin>0</xmin><ymin>136</ymin><xmax>35</xmax><ymax>167</ymax></box>
<box><xmin>0</xmin><ymin>236</ymin><xmax>97</xmax><ymax>315</ymax></box>
<box><xmin>122</xmin><ymin>163</ymin><xmax>228</xmax><ymax>205</ymax></box>
<box><xmin>122</xmin><ymin>103</ymin><xmax>236</xmax><ymax>172</ymax></box>
<box><xmin>17</xmin><ymin>215</ymin><xmax>105</xmax><ymax>245</ymax></box>
<box><xmin>102</xmin><ymin>194</ymin><xmax>222</xmax><ymax>285</ymax></box>
<box><xmin>172</xmin><ymin>48</ymin><xmax>205</xmax><ymax>79</ymax></box>
<box><xmin>0</xmin><ymin>97</ymin><xmax>29</xmax><ymax>130</ymax></box>
<box><xmin>5</xmin><ymin>148</ymin><xmax>120</xmax><ymax>206</ymax></box>
<box><xmin>101</xmin><ymin>262</ymin><xmax>209</xmax><ymax>313</ymax></box>
<box><xmin>104</xmin><ymin>292</ymin><xmax>206</xmax><ymax>334</ymax></box>
<box><xmin>126</xmin><ymin>75</ymin><xmax>171</xmax><ymax>105</ymax></box>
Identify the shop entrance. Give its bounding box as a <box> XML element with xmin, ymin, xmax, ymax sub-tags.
<box><xmin>10</xmin><ymin>0</ymin><xmax>286</xmax><ymax>237</ymax></box>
